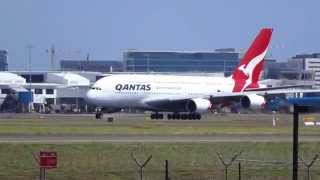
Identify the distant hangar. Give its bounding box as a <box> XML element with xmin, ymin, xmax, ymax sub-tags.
<box><xmin>0</xmin><ymin>71</ymin><xmax>104</xmax><ymax>113</ymax></box>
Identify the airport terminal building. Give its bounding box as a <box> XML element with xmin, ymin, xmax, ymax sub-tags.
<box><xmin>0</xmin><ymin>71</ymin><xmax>106</xmax><ymax>113</ymax></box>
<box><xmin>287</xmin><ymin>53</ymin><xmax>320</xmax><ymax>86</ymax></box>
<box><xmin>123</xmin><ymin>49</ymin><xmax>240</xmax><ymax>76</ymax></box>
<box><xmin>0</xmin><ymin>50</ymin><xmax>8</xmax><ymax>71</ymax></box>
<box><xmin>60</xmin><ymin>60</ymin><xmax>123</xmax><ymax>72</ymax></box>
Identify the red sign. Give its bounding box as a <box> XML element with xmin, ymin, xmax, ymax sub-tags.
<box><xmin>39</xmin><ymin>151</ymin><xmax>57</xmax><ymax>169</ymax></box>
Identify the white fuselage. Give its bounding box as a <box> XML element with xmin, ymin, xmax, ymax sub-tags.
<box><xmin>86</xmin><ymin>74</ymin><xmax>235</xmax><ymax>110</ymax></box>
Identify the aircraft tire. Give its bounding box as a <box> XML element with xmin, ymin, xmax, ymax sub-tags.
<box><xmin>187</xmin><ymin>114</ymin><xmax>193</xmax><ymax>120</ymax></box>
<box><xmin>181</xmin><ymin>114</ymin><xmax>187</xmax><ymax>120</ymax></box>
<box><xmin>172</xmin><ymin>114</ymin><xmax>177</xmax><ymax>120</ymax></box>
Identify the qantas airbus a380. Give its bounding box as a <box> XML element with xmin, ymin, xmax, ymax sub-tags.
<box><xmin>85</xmin><ymin>28</ymin><xmax>295</xmax><ymax>120</ymax></box>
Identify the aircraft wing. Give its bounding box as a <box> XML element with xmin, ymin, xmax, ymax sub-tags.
<box><xmin>208</xmin><ymin>88</ymin><xmax>320</xmax><ymax>98</ymax></box>
<box><xmin>244</xmin><ymin>85</ymin><xmax>313</xmax><ymax>92</ymax></box>
<box><xmin>143</xmin><ymin>88</ymin><xmax>320</xmax><ymax>112</ymax></box>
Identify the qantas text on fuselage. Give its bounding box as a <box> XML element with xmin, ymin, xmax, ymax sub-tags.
<box><xmin>115</xmin><ymin>84</ymin><xmax>151</xmax><ymax>91</ymax></box>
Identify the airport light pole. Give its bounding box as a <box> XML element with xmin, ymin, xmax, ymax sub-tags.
<box><xmin>26</xmin><ymin>45</ymin><xmax>33</xmax><ymax>86</ymax></box>
<box><xmin>26</xmin><ymin>45</ymin><xmax>34</xmax><ymax>112</ymax></box>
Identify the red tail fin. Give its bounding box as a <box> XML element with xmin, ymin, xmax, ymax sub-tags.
<box><xmin>232</xmin><ymin>28</ymin><xmax>273</xmax><ymax>92</ymax></box>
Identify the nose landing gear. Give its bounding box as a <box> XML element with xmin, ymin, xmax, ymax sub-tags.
<box><xmin>95</xmin><ymin>108</ymin><xmax>103</xmax><ymax>119</ymax></box>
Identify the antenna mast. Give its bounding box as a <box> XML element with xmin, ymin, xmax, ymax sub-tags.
<box><xmin>50</xmin><ymin>45</ymin><xmax>55</xmax><ymax>71</ymax></box>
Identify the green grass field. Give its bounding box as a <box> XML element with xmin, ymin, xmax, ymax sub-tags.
<box><xmin>0</xmin><ymin>113</ymin><xmax>319</xmax><ymax>179</ymax></box>
<box><xmin>0</xmin><ymin>143</ymin><xmax>319</xmax><ymax>180</ymax></box>
<box><xmin>0</xmin><ymin>113</ymin><xmax>319</xmax><ymax>136</ymax></box>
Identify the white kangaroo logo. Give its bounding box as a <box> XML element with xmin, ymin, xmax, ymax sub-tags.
<box><xmin>238</xmin><ymin>48</ymin><xmax>268</xmax><ymax>91</ymax></box>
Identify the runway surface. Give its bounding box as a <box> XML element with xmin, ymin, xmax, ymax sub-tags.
<box><xmin>0</xmin><ymin>134</ymin><xmax>319</xmax><ymax>143</ymax></box>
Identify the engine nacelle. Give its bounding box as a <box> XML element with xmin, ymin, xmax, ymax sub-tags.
<box><xmin>103</xmin><ymin>107</ymin><xmax>122</xmax><ymax>113</ymax></box>
<box><xmin>186</xmin><ymin>98</ymin><xmax>212</xmax><ymax>113</ymax></box>
<box><xmin>240</xmin><ymin>94</ymin><xmax>266</xmax><ymax>110</ymax></box>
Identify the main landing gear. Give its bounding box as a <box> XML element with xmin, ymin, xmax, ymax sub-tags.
<box><xmin>150</xmin><ymin>113</ymin><xmax>201</xmax><ymax>120</ymax></box>
<box><xmin>167</xmin><ymin>113</ymin><xmax>201</xmax><ymax>120</ymax></box>
<box><xmin>150</xmin><ymin>113</ymin><xmax>164</xmax><ymax>120</ymax></box>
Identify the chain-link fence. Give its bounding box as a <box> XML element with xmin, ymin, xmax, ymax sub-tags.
<box><xmin>0</xmin><ymin>154</ymin><xmax>319</xmax><ymax>180</ymax></box>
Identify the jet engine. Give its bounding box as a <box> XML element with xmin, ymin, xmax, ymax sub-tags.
<box><xmin>103</xmin><ymin>107</ymin><xmax>122</xmax><ymax>113</ymax></box>
<box><xmin>186</xmin><ymin>98</ymin><xmax>212</xmax><ymax>113</ymax></box>
<box><xmin>240</xmin><ymin>94</ymin><xmax>266</xmax><ymax>110</ymax></box>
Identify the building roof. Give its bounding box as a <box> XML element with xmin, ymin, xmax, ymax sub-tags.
<box><xmin>0</xmin><ymin>72</ymin><xmax>26</xmax><ymax>85</ymax></box>
<box><xmin>46</xmin><ymin>72</ymin><xmax>90</xmax><ymax>87</ymax></box>
<box><xmin>124</xmin><ymin>49</ymin><xmax>241</xmax><ymax>54</ymax></box>
<box><xmin>23</xmin><ymin>83</ymin><xmax>62</xmax><ymax>88</ymax></box>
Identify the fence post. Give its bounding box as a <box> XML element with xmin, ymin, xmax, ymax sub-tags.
<box><xmin>165</xmin><ymin>160</ymin><xmax>169</xmax><ymax>180</ymax></box>
<box><xmin>238</xmin><ymin>162</ymin><xmax>241</xmax><ymax>180</ymax></box>
<box><xmin>40</xmin><ymin>168</ymin><xmax>46</xmax><ymax>180</ymax></box>
<box><xmin>217</xmin><ymin>151</ymin><xmax>242</xmax><ymax>180</ymax></box>
<box><xmin>292</xmin><ymin>104</ymin><xmax>299</xmax><ymax>180</ymax></box>
<box><xmin>131</xmin><ymin>153</ymin><xmax>152</xmax><ymax>180</ymax></box>
<box><xmin>299</xmin><ymin>154</ymin><xmax>319</xmax><ymax>180</ymax></box>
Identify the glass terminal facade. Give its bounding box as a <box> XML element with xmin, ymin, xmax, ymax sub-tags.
<box><xmin>60</xmin><ymin>60</ymin><xmax>123</xmax><ymax>72</ymax></box>
<box><xmin>123</xmin><ymin>49</ymin><xmax>240</xmax><ymax>76</ymax></box>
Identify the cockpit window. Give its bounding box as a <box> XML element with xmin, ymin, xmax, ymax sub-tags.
<box><xmin>91</xmin><ymin>87</ymin><xmax>102</xmax><ymax>90</ymax></box>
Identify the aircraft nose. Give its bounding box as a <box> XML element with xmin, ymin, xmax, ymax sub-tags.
<box><xmin>85</xmin><ymin>89</ymin><xmax>97</xmax><ymax>104</ymax></box>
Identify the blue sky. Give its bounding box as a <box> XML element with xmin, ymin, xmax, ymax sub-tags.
<box><xmin>0</xmin><ymin>0</ymin><xmax>319</xmax><ymax>70</ymax></box>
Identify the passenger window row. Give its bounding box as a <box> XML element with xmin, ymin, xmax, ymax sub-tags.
<box><xmin>91</xmin><ymin>87</ymin><xmax>102</xmax><ymax>90</ymax></box>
